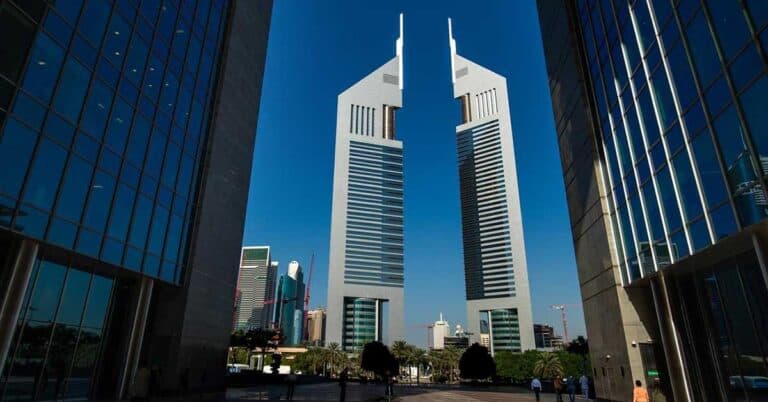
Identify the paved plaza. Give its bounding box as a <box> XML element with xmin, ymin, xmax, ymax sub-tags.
<box><xmin>223</xmin><ymin>383</ymin><xmax>579</xmax><ymax>401</ymax></box>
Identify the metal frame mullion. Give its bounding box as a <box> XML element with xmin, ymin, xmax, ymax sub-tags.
<box><xmin>626</xmin><ymin>1</ymin><xmax>694</xmax><ymax>258</ymax></box>
<box><xmin>602</xmin><ymin>3</ymin><xmax>658</xmax><ymax>277</ymax></box>
<box><xmin>609</xmin><ymin>0</ymin><xmax>676</xmax><ymax>275</ymax></box>
<box><xmin>584</xmin><ymin>0</ymin><xmax>637</xmax><ymax>283</ymax></box>
<box><xmin>645</xmin><ymin>0</ymin><xmax>717</xmax><ymax>245</ymax></box>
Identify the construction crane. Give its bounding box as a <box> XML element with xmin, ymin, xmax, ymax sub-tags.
<box><xmin>550</xmin><ymin>304</ymin><xmax>581</xmax><ymax>344</ymax></box>
<box><xmin>303</xmin><ymin>253</ymin><xmax>315</xmax><ymax>341</ymax></box>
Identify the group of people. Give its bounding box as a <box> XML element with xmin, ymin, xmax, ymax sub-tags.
<box><xmin>530</xmin><ymin>374</ymin><xmax>589</xmax><ymax>401</ymax></box>
<box><xmin>531</xmin><ymin>375</ymin><xmax>651</xmax><ymax>402</ymax></box>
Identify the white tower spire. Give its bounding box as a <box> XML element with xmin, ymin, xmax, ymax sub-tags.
<box><xmin>396</xmin><ymin>13</ymin><xmax>404</xmax><ymax>90</ymax></box>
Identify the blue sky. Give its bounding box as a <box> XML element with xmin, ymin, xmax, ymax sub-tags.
<box><xmin>243</xmin><ymin>0</ymin><xmax>586</xmax><ymax>346</ymax></box>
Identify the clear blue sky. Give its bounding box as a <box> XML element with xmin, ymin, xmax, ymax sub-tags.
<box><xmin>243</xmin><ymin>0</ymin><xmax>586</xmax><ymax>347</ymax></box>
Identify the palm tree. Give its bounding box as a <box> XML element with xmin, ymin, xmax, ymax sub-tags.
<box><xmin>327</xmin><ymin>342</ymin><xmax>342</xmax><ymax>376</ymax></box>
<box><xmin>391</xmin><ymin>340</ymin><xmax>411</xmax><ymax>379</ymax></box>
<box><xmin>411</xmin><ymin>347</ymin><xmax>428</xmax><ymax>385</ymax></box>
<box><xmin>534</xmin><ymin>352</ymin><xmax>564</xmax><ymax>379</ymax></box>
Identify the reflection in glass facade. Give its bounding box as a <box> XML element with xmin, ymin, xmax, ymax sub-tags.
<box><xmin>0</xmin><ymin>256</ymin><xmax>114</xmax><ymax>401</ymax></box>
<box><xmin>576</xmin><ymin>0</ymin><xmax>768</xmax><ymax>284</ymax></box>
<box><xmin>342</xmin><ymin>297</ymin><xmax>385</xmax><ymax>353</ymax></box>
<box><xmin>0</xmin><ymin>0</ymin><xmax>229</xmax><ymax>285</ymax></box>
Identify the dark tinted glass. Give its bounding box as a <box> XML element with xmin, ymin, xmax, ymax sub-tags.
<box><xmin>691</xmin><ymin>132</ymin><xmax>728</xmax><ymax>206</ymax></box>
<box><xmin>22</xmin><ymin>139</ymin><xmax>67</xmax><ymax>210</ymax></box>
<box><xmin>27</xmin><ymin>261</ymin><xmax>67</xmax><ymax>322</ymax></box>
<box><xmin>56</xmin><ymin>269</ymin><xmax>91</xmax><ymax>326</ymax></box>
<box><xmin>55</xmin><ymin>156</ymin><xmax>93</xmax><ymax>221</ymax></box>
<box><xmin>53</xmin><ymin>57</ymin><xmax>91</xmax><ymax>122</ymax></box>
<box><xmin>0</xmin><ymin>3</ymin><xmax>37</xmax><ymax>82</ymax></box>
<box><xmin>22</xmin><ymin>33</ymin><xmax>65</xmax><ymax>103</ymax></box>
<box><xmin>0</xmin><ymin>119</ymin><xmax>36</xmax><ymax>197</ymax></box>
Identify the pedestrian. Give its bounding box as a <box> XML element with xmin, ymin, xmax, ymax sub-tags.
<box><xmin>579</xmin><ymin>374</ymin><xmax>590</xmax><ymax>401</ymax></box>
<box><xmin>338</xmin><ymin>368</ymin><xmax>348</xmax><ymax>402</ymax></box>
<box><xmin>633</xmin><ymin>380</ymin><xmax>650</xmax><ymax>402</ymax></box>
<box><xmin>554</xmin><ymin>375</ymin><xmax>564</xmax><ymax>402</ymax></box>
<box><xmin>285</xmin><ymin>370</ymin><xmax>297</xmax><ymax>400</ymax></box>
<box><xmin>566</xmin><ymin>376</ymin><xmax>576</xmax><ymax>402</ymax></box>
<box><xmin>385</xmin><ymin>369</ymin><xmax>395</xmax><ymax>398</ymax></box>
<box><xmin>530</xmin><ymin>377</ymin><xmax>542</xmax><ymax>401</ymax></box>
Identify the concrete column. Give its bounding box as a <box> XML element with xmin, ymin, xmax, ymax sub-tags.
<box><xmin>117</xmin><ymin>277</ymin><xmax>154</xmax><ymax>400</ymax></box>
<box><xmin>0</xmin><ymin>240</ymin><xmax>39</xmax><ymax>370</ymax></box>
<box><xmin>650</xmin><ymin>274</ymin><xmax>692</xmax><ymax>402</ymax></box>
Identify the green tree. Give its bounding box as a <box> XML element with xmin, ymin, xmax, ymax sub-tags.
<box><xmin>533</xmin><ymin>352</ymin><xmax>564</xmax><ymax>379</ymax></box>
<box><xmin>391</xmin><ymin>340</ymin><xmax>412</xmax><ymax>378</ymax></box>
<box><xmin>361</xmin><ymin>341</ymin><xmax>398</xmax><ymax>378</ymax></box>
<box><xmin>495</xmin><ymin>350</ymin><xmax>539</xmax><ymax>381</ymax></box>
<box><xmin>411</xmin><ymin>347</ymin><xmax>428</xmax><ymax>385</ymax></box>
<box><xmin>459</xmin><ymin>343</ymin><xmax>496</xmax><ymax>381</ymax></box>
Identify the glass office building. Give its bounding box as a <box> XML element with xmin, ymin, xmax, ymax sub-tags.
<box><xmin>538</xmin><ymin>0</ymin><xmax>768</xmax><ymax>400</ymax></box>
<box><xmin>0</xmin><ymin>0</ymin><xmax>272</xmax><ymax>400</ymax></box>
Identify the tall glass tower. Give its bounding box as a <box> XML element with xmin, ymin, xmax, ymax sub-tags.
<box><xmin>538</xmin><ymin>0</ymin><xmax>768</xmax><ymax>400</ymax></box>
<box><xmin>0</xmin><ymin>1</ymin><xmax>272</xmax><ymax>399</ymax></box>
<box><xmin>448</xmin><ymin>19</ymin><xmax>535</xmax><ymax>355</ymax></box>
<box><xmin>326</xmin><ymin>14</ymin><xmax>405</xmax><ymax>352</ymax></box>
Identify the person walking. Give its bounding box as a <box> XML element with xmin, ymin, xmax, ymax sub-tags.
<box><xmin>554</xmin><ymin>376</ymin><xmax>564</xmax><ymax>402</ymax></box>
<box><xmin>285</xmin><ymin>370</ymin><xmax>297</xmax><ymax>400</ymax></box>
<box><xmin>531</xmin><ymin>377</ymin><xmax>543</xmax><ymax>402</ymax></box>
<box><xmin>338</xmin><ymin>368</ymin><xmax>348</xmax><ymax>402</ymax></box>
<box><xmin>579</xmin><ymin>374</ymin><xmax>590</xmax><ymax>401</ymax></box>
<box><xmin>633</xmin><ymin>380</ymin><xmax>650</xmax><ymax>402</ymax></box>
<box><xmin>566</xmin><ymin>376</ymin><xmax>577</xmax><ymax>402</ymax></box>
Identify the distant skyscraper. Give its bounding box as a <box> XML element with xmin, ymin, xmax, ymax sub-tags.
<box><xmin>534</xmin><ymin>324</ymin><xmax>563</xmax><ymax>350</ymax></box>
<box><xmin>275</xmin><ymin>260</ymin><xmax>305</xmax><ymax>345</ymax></box>
<box><xmin>326</xmin><ymin>14</ymin><xmax>405</xmax><ymax>352</ymax></box>
<box><xmin>432</xmin><ymin>313</ymin><xmax>451</xmax><ymax>350</ymax></box>
<box><xmin>233</xmin><ymin>246</ymin><xmax>277</xmax><ymax>331</ymax></box>
<box><xmin>306</xmin><ymin>308</ymin><xmax>326</xmax><ymax>345</ymax></box>
<box><xmin>448</xmin><ymin>19</ymin><xmax>535</xmax><ymax>355</ymax></box>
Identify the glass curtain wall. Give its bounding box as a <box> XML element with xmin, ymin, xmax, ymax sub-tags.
<box><xmin>0</xmin><ymin>256</ymin><xmax>114</xmax><ymax>401</ymax></box>
<box><xmin>0</xmin><ymin>0</ymin><xmax>229</xmax><ymax>285</ymax></box>
<box><xmin>671</xmin><ymin>251</ymin><xmax>768</xmax><ymax>402</ymax></box>
<box><xmin>576</xmin><ymin>0</ymin><xmax>768</xmax><ymax>285</ymax></box>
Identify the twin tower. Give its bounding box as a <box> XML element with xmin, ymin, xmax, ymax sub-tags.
<box><xmin>326</xmin><ymin>15</ymin><xmax>534</xmax><ymax>355</ymax></box>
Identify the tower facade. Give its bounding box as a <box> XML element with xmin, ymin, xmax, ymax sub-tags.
<box><xmin>326</xmin><ymin>15</ymin><xmax>405</xmax><ymax>352</ymax></box>
<box><xmin>448</xmin><ymin>20</ymin><xmax>535</xmax><ymax>355</ymax></box>
<box><xmin>537</xmin><ymin>0</ymin><xmax>768</xmax><ymax>400</ymax></box>
<box><xmin>233</xmin><ymin>246</ymin><xmax>277</xmax><ymax>331</ymax></box>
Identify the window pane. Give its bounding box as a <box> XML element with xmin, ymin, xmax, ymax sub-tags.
<box><xmin>710</xmin><ymin>203</ymin><xmax>737</xmax><ymax>241</ymax></box>
<box><xmin>80</xmin><ymin>79</ymin><xmax>113</xmax><ymax>138</ymax></box>
<box><xmin>52</xmin><ymin>58</ymin><xmax>91</xmax><ymax>122</ymax></box>
<box><xmin>128</xmin><ymin>194</ymin><xmax>152</xmax><ymax>248</ymax></box>
<box><xmin>44</xmin><ymin>112</ymin><xmax>76</xmax><ymax>148</ymax></box>
<box><xmin>55</xmin><ymin>156</ymin><xmax>94</xmax><ymax>221</ymax></box>
<box><xmin>147</xmin><ymin>206</ymin><xmax>169</xmax><ymax>255</ymax></box>
<box><xmin>713</xmin><ymin>106</ymin><xmax>768</xmax><ymax>226</ymax></box>
<box><xmin>5</xmin><ymin>321</ymin><xmax>52</xmax><ymax>400</ymax></box>
<box><xmin>0</xmin><ymin>3</ymin><xmax>37</xmax><ymax>82</ymax></box>
<box><xmin>27</xmin><ymin>260</ymin><xmax>67</xmax><ymax>322</ymax></box>
<box><xmin>47</xmin><ymin>218</ymin><xmax>77</xmax><ymax>249</ymax></box>
<box><xmin>740</xmin><ymin>76</ymin><xmax>768</xmax><ymax>175</ymax></box>
<box><xmin>667</xmin><ymin>42</ymin><xmax>698</xmax><ymax>109</ymax></box>
<box><xmin>689</xmin><ymin>217</ymin><xmax>710</xmax><ymax>251</ymax></box>
<box><xmin>67</xmin><ymin>327</ymin><xmax>102</xmax><ymax>399</ymax></box>
<box><xmin>22</xmin><ymin>139</ymin><xmax>67</xmax><ymax>211</ymax></box>
<box><xmin>22</xmin><ymin>33</ymin><xmax>64</xmax><ymax>103</ymax></box>
<box><xmin>685</xmin><ymin>12</ymin><xmax>721</xmax><ymax>87</ymax></box>
<box><xmin>79</xmin><ymin>0</ymin><xmax>110</xmax><ymax>46</ymax></box>
<box><xmin>38</xmin><ymin>324</ymin><xmax>78</xmax><ymax>400</ymax></box>
<box><xmin>104</xmin><ymin>98</ymin><xmax>133</xmax><ymax>154</ymax></box>
<box><xmin>82</xmin><ymin>274</ymin><xmax>113</xmax><ymax>328</ymax></box>
<box><xmin>103</xmin><ymin>12</ymin><xmax>131</xmax><ymax>68</ymax></box>
<box><xmin>106</xmin><ymin>184</ymin><xmax>134</xmax><ymax>241</ymax></box>
<box><xmin>82</xmin><ymin>171</ymin><xmax>116</xmax><ymax>231</ymax></box>
<box><xmin>0</xmin><ymin>119</ymin><xmax>37</xmax><ymax>197</ymax></box>
<box><xmin>672</xmin><ymin>152</ymin><xmax>703</xmax><ymax>221</ymax></box>
<box><xmin>125</xmin><ymin>35</ymin><xmax>149</xmax><ymax>86</ymax></box>
<box><xmin>126</xmin><ymin>114</ymin><xmax>150</xmax><ymax>166</ymax></box>
<box><xmin>56</xmin><ymin>269</ymin><xmax>91</xmax><ymax>326</ymax></box>
<box><xmin>705</xmin><ymin>0</ymin><xmax>751</xmax><ymax>60</ymax></box>
<box><xmin>692</xmin><ymin>132</ymin><xmax>729</xmax><ymax>206</ymax></box>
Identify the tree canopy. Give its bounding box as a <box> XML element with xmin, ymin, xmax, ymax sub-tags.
<box><xmin>458</xmin><ymin>343</ymin><xmax>496</xmax><ymax>380</ymax></box>
<box><xmin>360</xmin><ymin>341</ymin><xmax>398</xmax><ymax>378</ymax></box>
